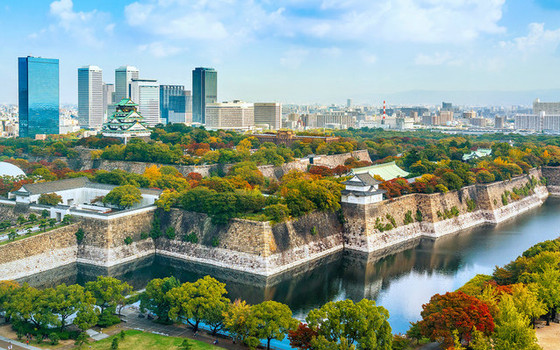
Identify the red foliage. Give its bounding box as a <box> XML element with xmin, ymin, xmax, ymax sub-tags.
<box><xmin>187</xmin><ymin>172</ymin><xmax>203</xmax><ymax>181</ymax></box>
<box><xmin>332</xmin><ymin>165</ymin><xmax>350</xmax><ymax>176</ymax></box>
<box><xmin>308</xmin><ymin>165</ymin><xmax>334</xmax><ymax>177</ymax></box>
<box><xmin>288</xmin><ymin>323</ymin><xmax>318</xmax><ymax>350</ymax></box>
<box><xmin>379</xmin><ymin>178</ymin><xmax>412</xmax><ymax>199</ymax></box>
<box><xmin>418</xmin><ymin>291</ymin><xmax>495</xmax><ymax>348</ymax></box>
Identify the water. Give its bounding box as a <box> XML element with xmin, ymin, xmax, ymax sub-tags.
<box><xmin>19</xmin><ymin>198</ymin><xmax>560</xmax><ymax>335</ymax></box>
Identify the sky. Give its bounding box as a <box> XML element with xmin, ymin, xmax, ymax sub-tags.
<box><xmin>1</xmin><ymin>0</ymin><xmax>560</xmax><ymax>106</ymax></box>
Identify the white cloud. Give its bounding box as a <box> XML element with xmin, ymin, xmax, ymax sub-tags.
<box><xmin>280</xmin><ymin>48</ymin><xmax>310</xmax><ymax>68</ymax></box>
<box><xmin>49</xmin><ymin>0</ymin><xmax>113</xmax><ymax>47</ymax></box>
<box><xmin>415</xmin><ymin>52</ymin><xmax>462</xmax><ymax>66</ymax></box>
<box><xmin>501</xmin><ymin>23</ymin><xmax>560</xmax><ymax>53</ymax></box>
<box><xmin>138</xmin><ymin>42</ymin><xmax>185</xmax><ymax>58</ymax></box>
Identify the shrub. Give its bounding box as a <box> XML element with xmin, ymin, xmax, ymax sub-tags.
<box><xmin>310</xmin><ymin>226</ymin><xmax>318</xmax><ymax>235</ymax></box>
<box><xmin>124</xmin><ymin>236</ymin><xmax>133</xmax><ymax>245</ymax></box>
<box><xmin>501</xmin><ymin>193</ymin><xmax>508</xmax><ymax>205</ymax></box>
<box><xmin>140</xmin><ymin>232</ymin><xmax>149</xmax><ymax>240</ymax></box>
<box><xmin>403</xmin><ymin>211</ymin><xmax>414</xmax><ymax>225</ymax></box>
<box><xmin>98</xmin><ymin>309</ymin><xmax>121</xmax><ymax>328</ymax></box>
<box><xmin>38</xmin><ymin>193</ymin><xmax>63</xmax><ymax>206</ymax></box>
<box><xmin>415</xmin><ymin>209</ymin><xmax>423</xmax><ymax>222</ymax></box>
<box><xmin>165</xmin><ymin>227</ymin><xmax>176</xmax><ymax>240</ymax></box>
<box><xmin>466</xmin><ymin>198</ymin><xmax>476</xmax><ymax>212</ymax></box>
<box><xmin>183</xmin><ymin>232</ymin><xmax>199</xmax><ymax>244</ymax></box>
<box><xmin>263</xmin><ymin>204</ymin><xmax>290</xmax><ymax>223</ymax></box>
<box><xmin>211</xmin><ymin>237</ymin><xmax>220</xmax><ymax>247</ymax></box>
<box><xmin>111</xmin><ymin>337</ymin><xmax>119</xmax><ymax>349</ymax></box>
<box><xmin>50</xmin><ymin>333</ymin><xmax>60</xmax><ymax>345</ymax></box>
<box><xmin>386</xmin><ymin>214</ymin><xmax>397</xmax><ymax>228</ymax></box>
<box><xmin>75</xmin><ymin>228</ymin><xmax>85</xmax><ymax>243</ymax></box>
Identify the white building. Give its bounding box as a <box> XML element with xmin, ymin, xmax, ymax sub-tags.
<box><xmin>130</xmin><ymin>79</ymin><xmax>160</xmax><ymax>126</ymax></box>
<box><xmin>103</xmin><ymin>83</ymin><xmax>115</xmax><ymax>118</ymax></box>
<box><xmin>341</xmin><ymin>173</ymin><xmax>385</xmax><ymax>205</ymax></box>
<box><xmin>254</xmin><ymin>103</ymin><xmax>281</xmax><ymax>130</ymax></box>
<box><xmin>206</xmin><ymin>101</ymin><xmax>254</xmax><ymax>130</ymax></box>
<box><xmin>78</xmin><ymin>66</ymin><xmax>104</xmax><ymax>129</ymax></box>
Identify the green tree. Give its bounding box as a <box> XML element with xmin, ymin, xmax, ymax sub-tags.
<box><xmin>167</xmin><ymin>276</ymin><xmax>230</xmax><ymax>333</ymax></box>
<box><xmin>526</xmin><ymin>268</ymin><xmax>560</xmax><ymax>325</ymax></box>
<box><xmin>73</xmin><ymin>304</ymin><xmax>100</xmax><ymax>331</ymax></box>
<box><xmin>140</xmin><ymin>277</ymin><xmax>180</xmax><ymax>324</ymax></box>
<box><xmin>248</xmin><ymin>301</ymin><xmax>298</xmax><ymax>350</ymax></box>
<box><xmin>492</xmin><ymin>294</ymin><xmax>540</xmax><ymax>350</ymax></box>
<box><xmin>102</xmin><ymin>184</ymin><xmax>142</xmax><ymax>209</ymax></box>
<box><xmin>38</xmin><ymin>192</ymin><xmax>62</xmax><ymax>206</ymax></box>
<box><xmin>224</xmin><ymin>300</ymin><xmax>253</xmax><ymax>344</ymax></box>
<box><xmin>510</xmin><ymin>284</ymin><xmax>546</xmax><ymax>328</ymax></box>
<box><xmin>85</xmin><ymin>276</ymin><xmax>132</xmax><ymax>315</ymax></box>
<box><xmin>179</xmin><ymin>339</ymin><xmax>192</xmax><ymax>350</ymax></box>
<box><xmin>111</xmin><ymin>337</ymin><xmax>119</xmax><ymax>349</ymax></box>
<box><xmin>44</xmin><ymin>283</ymin><xmax>95</xmax><ymax>330</ymax></box>
<box><xmin>306</xmin><ymin>299</ymin><xmax>392</xmax><ymax>350</ymax></box>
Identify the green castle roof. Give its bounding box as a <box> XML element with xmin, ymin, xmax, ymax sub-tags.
<box><xmin>116</xmin><ymin>98</ymin><xmax>138</xmax><ymax>107</ymax></box>
<box><xmin>351</xmin><ymin>161</ymin><xmax>409</xmax><ymax>181</ymax></box>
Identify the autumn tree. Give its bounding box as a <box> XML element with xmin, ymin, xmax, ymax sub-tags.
<box><xmin>223</xmin><ymin>299</ymin><xmax>253</xmax><ymax>344</ymax></box>
<box><xmin>166</xmin><ymin>276</ymin><xmax>229</xmax><ymax>333</ymax></box>
<box><xmin>38</xmin><ymin>192</ymin><xmax>62</xmax><ymax>206</ymax></box>
<box><xmin>492</xmin><ymin>294</ymin><xmax>540</xmax><ymax>350</ymax></box>
<box><xmin>418</xmin><ymin>291</ymin><xmax>494</xmax><ymax>348</ymax></box>
<box><xmin>510</xmin><ymin>284</ymin><xmax>546</xmax><ymax>328</ymax></box>
<box><xmin>525</xmin><ymin>268</ymin><xmax>560</xmax><ymax>325</ymax></box>
<box><xmin>306</xmin><ymin>299</ymin><xmax>392</xmax><ymax>350</ymax></box>
<box><xmin>288</xmin><ymin>323</ymin><xmax>317</xmax><ymax>350</ymax></box>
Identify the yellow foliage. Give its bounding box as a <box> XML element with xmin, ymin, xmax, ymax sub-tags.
<box><xmin>90</xmin><ymin>150</ymin><xmax>103</xmax><ymax>159</ymax></box>
<box><xmin>143</xmin><ymin>165</ymin><xmax>161</xmax><ymax>185</ymax></box>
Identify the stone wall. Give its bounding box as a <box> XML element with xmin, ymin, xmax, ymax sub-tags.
<box><xmin>0</xmin><ymin>224</ymin><xmax>79</xmax><ymax>280</ymax></box>
<box><xmin>344</xmin><ymin>168</ymin><xmax>549</xmax><ymax>253</ymax></box>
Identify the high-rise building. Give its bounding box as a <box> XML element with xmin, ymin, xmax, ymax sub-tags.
<box><xmin>533</xmin><ymin>98</ymin><xmax>560</xmax><ymax>115</ymax></box>
<box><xmin>254</xmin><ymin>103</ymin><xmax>282</xmax><ymax>130</ymax></box>
<box><xmin>160</xmin><ymin>85</ymin><xmax>188</xmax><ymax>124</ymax></box>
<box><xmin>130</xmin><ymin>79</ymin><xmax>160</xmax><ymax>126</ymax></box>
<box><xmin>347</xmin><ymin>99</ymin><xmax>353</xmax><ymax>108</ymax></box>
<box><xmin>192</xmin><ymin>67</ymin><xmax>217</xmax><ymax>124</ymax></box>
<box><xmin>114</xmin><ymin>66</ymin><xmax>139</xmax><ymax>102</ymax></box>
<box><xmin>206</xmin><ymin>101</ymin><xmax>253</xmax><ymax>130</ymax></box>
<box><xmin>78</xmin><ymin>66</ymin><xmax>103</xmax><ymax>129</ymax></box>
<box><xmin>463</xmin><ymin>110</ymin><xmax>477</xmax><ymax>119</ymax></box>
<box><xmin>103</xmin><ymin>83</ymin><xmax>115</xmax><ymax>118</ymax></box>
<box><xmin>442</xmin><ymin>102</ymin><xmax>453</xmax><ymax>111</ymax></box>
<box><xmin>495</xmin><ymin>116</ymin><xmax>506</xmax><ymax>129</ymax></box>
<box><xmin>18</xmin><ymin>56</ymin><xmax>60</xmax><ymax>138</ymax></box>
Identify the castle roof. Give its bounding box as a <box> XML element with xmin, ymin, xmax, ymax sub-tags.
<box><xmin>351</xmin><ymin>161</ymin><xmax>409</xmax><ymax>181</ymax></box>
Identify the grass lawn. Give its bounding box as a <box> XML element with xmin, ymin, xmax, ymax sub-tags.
<box><xmin>81</xmin><ymin>330</ymin><xmax>221</xmax><ymax>350</ymax></box>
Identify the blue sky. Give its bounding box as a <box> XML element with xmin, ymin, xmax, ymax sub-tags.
<box><xmin>1</xmin><ymin>0</ymin><xmax>560</xmax><ymax>105</ymax></box>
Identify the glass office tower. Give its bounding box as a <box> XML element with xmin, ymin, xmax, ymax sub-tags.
<box><xmin>18</xmin><ymin>56</ymin><xmax>60</xmax><ymax>137</ymax></box>
<box><xmin>160</xmin><ymin>85</ymin><xmax>188</xmax><ymax>124</ymax></box>
<box><xmin>192</xmin><ymin>67</ymin><xmax>217</xmax><ymax>124</ymax></box>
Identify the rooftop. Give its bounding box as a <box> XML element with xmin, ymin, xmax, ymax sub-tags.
<box><xmin>351</xmin><ymin>161</ymin><xmax>409</xmax><ymax>181</ymax></box>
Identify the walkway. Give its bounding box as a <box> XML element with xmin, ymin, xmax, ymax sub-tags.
<box><xmin>0</xmin><ymin>335</ymin><xmax>41</xmax><ymax>350</ymax></box>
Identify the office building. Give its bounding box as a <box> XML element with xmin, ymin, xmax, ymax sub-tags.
<box><xmin>192</xmin><ymin>67</ymin><xmax>217</xmax><ymax>124</ymax></box>
<box><xmin>495</xmin><ymin>116</ymin><xmax>506</xmax><ymax>129</ymax></box>
<box><xmin>160</xmin><ymin>85</ymin><xmax>189</xmax><ymax>124</ymax></box>
<box><xmin>442</xmin><ymin>102</ymin><xmax>453</xmax><ymax>111</ymax></box>
<box><xmin>103</xmin><ymin>83</ymin><xmax>115</xmax><ymax>118</ymax></box>
<box><xmin>18</xmin><ymin>56</ymin><xmax>60</xmax><ymax>137</ymax></box>
<box><xmin>533</xmin><ymin>98</ymin><xmax>560</xmax><ymax>115</ymax></box>
<box><xmin>130</xmin><ymin>79</ymin><xmax>160</xmax><ymax>127</ymax></box>
<box><xmin>206</xmin><ymin>101</ymin><xmax>253</xmax><ymax>130</ymax></box>
<box><xmin>463</xmin><ymin>110</ymin><xmax>477</xmax><ymax>119</ymax></box>
<box><xmin>114</xmin><ymin>66</ymin><xmax>139</xmax><ymax>102</ymax></box>
<box><xmin>77</xmin><ymin>66</ymin><xmax>103</xmax><ymax>129</ymax></box>
<box><xmin>515</xmin><ymin>113</ymin><xmax>543</xmax><ymax>131</ymax></box>
<box><xmin>347</xmin><ymin>99</ymin><xmax>353</xmax><ymax>108</ymax></box>
<box><xmin>254</xmin><ymin>103</ymin><xmax>282</xmax><ymax>130</ymax></box>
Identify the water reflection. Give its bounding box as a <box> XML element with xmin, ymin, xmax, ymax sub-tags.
<box><xmin>19</xmin><ymin>199</ymin><xmax>560</xmax><ymax>334</ymax></box>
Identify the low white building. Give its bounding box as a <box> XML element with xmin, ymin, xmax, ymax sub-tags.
<box><xmin>10</xmin><ymin>177</ymin><xmax>161</xmax><ymax>210</ymax></box>
<box><xmin>341</xmin><ymin>173</ymin><xmax>385</xmax><ymax>205</ymax></box>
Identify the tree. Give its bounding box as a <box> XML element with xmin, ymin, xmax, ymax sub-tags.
<box><xmin>44</xmin><ymin>283</ymin><xmax>95</xmax><ymax>330</ymax></box>
<box><xmin>102</xmin><ymin>185</ymin><xmax>142</xmax><ymax>209</ymax></box>
<box><xmin>73</xmin><ymin>304</ymin><xmax>99</xmax><ymax>331</ymax></box>
<box><xmin>38</xmin><ymin>193</ymin><xmax>62</xmax><ymax>206</ymax></box>
<box><xmin>526</xmin><ymin>268</ymin><xmax>560</xmax><ymax>325</ymax></box>
<box><xmin>224</xmin><ymin>300</ymin><xmax>253</xmax><ymax>344</ymax></box>
<box><xmin>248</xmin><ymin>301</ymin><xmax>298</xmax><ymax>350</ymax></box>
<box><xmin>288</xmin><ymin>323</ymin><xmax>317</xmax><ymax>350</ymax></box>
<box><xmin>492</xmin><ymin>294</ymin><xmax>540</xmax><ymax>350</ymax></box>
<box><xmin>179</xmin><ymin>339</ymin><xmax>192</xmax><ymax>350</ymax></box>
<box><xmin>111</xmin><ymin>337</ymin><xmax>119</xmax><ymax>349</ymax></box>
<box><xmin>306</xmin><ymin>299</ymin><xmax>392</xmax><ymax>350</ymax></box>
<box><xmin>418</xmin><ymin>291</ymin><xmax>495</xmax><ymax>348</ymax></box>
<box><xmin>510</xmin><ymin>284</ymin><xmax>546</xmax><ymax>328</ymax></box>
<box><xmin>140</xmin><ymin>277</ymin><xmax>180</xmax><ymax>324</ymax></box>
<box><xmin>85</xmin><ymin>276</ymin><xmax>132</xmax><ymax>315</ymax></box>
<box><xmin>166</xmin><ymin>276</ymin><xmax>229</xmax><ymax>333</ymax></box>
<box><xmin>0</xmin><ymin>281</ymin><xmax>19</xmax><ymax>318</ymax></box>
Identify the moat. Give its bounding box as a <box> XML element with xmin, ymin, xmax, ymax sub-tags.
<box><xmin>19</xmin><ymin>198</ymin><xmax>560</xmax><ymax>334</ymax></box>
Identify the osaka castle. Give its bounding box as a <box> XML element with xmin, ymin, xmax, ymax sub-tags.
<box><xmin>101</xmin><ymin>98</ymin><xmax>151</xmax><ymax>140</ymax></box>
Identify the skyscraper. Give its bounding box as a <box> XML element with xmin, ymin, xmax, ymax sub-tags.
<box><xmin>103</xmin><ymin>83</ymin><xmax>115</xmax><ymax>118</ymax></box>
<box><xmin>78</xmin><ymin>66</ymin><xmax>103</xmax><ymax>129</ymax></box>
<box><xmin>206</xmin><ymin>101</ymin><xmax>254</xmax><ymax>130</ymax></box>
<box><xmin>130</xmin><ymin>78</ymin><xmax>160</xmax><ymax>126</ymax></box>
<box><xmin>160</xmin><ymin>85</ymin><xmax>188</xmax><ymax>124</ymax></box>
<box><xmin>192</xmin><ymin>67</ymin><xmax>217</xmax><ymax>124</ymax></box>
<box><xmin>18</xmin><ymin>56</ymin><xmax>60</xmax><ymax>138</ymax></box>
<box><xmin>114</xmin><ymin>66</ymin><xmax>139</xmax><ymax>102</ymax></box>
<box><xmin>254</xmin><ymin>103</ymin><xmax>282</xmax><ymax>130</ymax></box>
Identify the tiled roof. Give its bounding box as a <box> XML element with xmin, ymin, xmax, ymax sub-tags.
<box><xmin>342</xmin><ymin>173</ymin><xmax>380</xmax><ymax>186</ymax></box>
<box><xmin>352</xmin><ymin>161</ymin><xmax>409</xmax><ymax>181</ymax></box>
<box><xmin>19</xmin><ymin>177</ymin><xmax>162</xmax><ymax>196</ymax></box>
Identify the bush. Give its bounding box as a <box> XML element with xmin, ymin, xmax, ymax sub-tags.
<box><xmin>75</xmin><ymin>228</ymin><xmax>85</xmax><ymax>243</ymax></box>
<box><xmin>183</xmin><ymin>232</ymin><xmax>199</xmax><ymax>244</ymax></box>
<box><xmin>263</xmin><ymin>204</ymin><xmax>290</xmax><ymax>223</ymax></box>
<box><xmin>415</xmin><ymin>209</ymin><xmax>423</xmax><ymax>222</ymax></box>
<box><xmin>466</xmin><ymin>198</ymin><xmax>476</xmax><ymax>212</ymax></box>
<box><xmin>98</xmin><ymin>309</ymin><xmax>121</xmax><ymax>328</ymax></box>
<box><xmin>386</xmin><ymin>214</ymin><xmax>397</xmax><ymax>228</ymax></box>
<box><xmin>38</xmin><ymin>193</ymin><xmax>63</xmax><ymax>206</ymax></box>
<box><xmin>124</xmin><ymin>236</ymin><xmax>133</xmax><ymax>245</ymax></box>
<box><xmin>140</xmin><ymin>232</ymin><xmax>149</xmax><ymax>240</ymax></box>
<box><xmin>211</xmin><ymin>237</ymin><xmax>220</xmax><ymax>247</ymax></box>
<box><xmin>310</xmin><ymin>226</ymin><xmax>318</xmax><ymax>235</ymax></box>
<box><xmin>50</xmin><ymin>333</ymin><xmax>60</xmax><ymax>345</ymax></box>
<box><xmin>111</xmin><ymin>337</ymin><xmax>119</xmax><ymax>349</ymax></box>
<box><xmin>502</xmin><ymin>193</ymin><xmax>508</xmax><ymax>205</ymax></box>
<box><xmin>403</xmin><ymin>211</ymin><xmax>414</xmax><ymax>225</ymax></box>
<box><xmin>165</xmin><ymin>227</ymin><xmax>176</xmax><ymax>240</ymax></box>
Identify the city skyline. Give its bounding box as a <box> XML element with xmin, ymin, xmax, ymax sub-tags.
<box><xmin>1</xmin><ymin>1</ymin><xmax>560</xmax><ymax>106</ymax></box>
